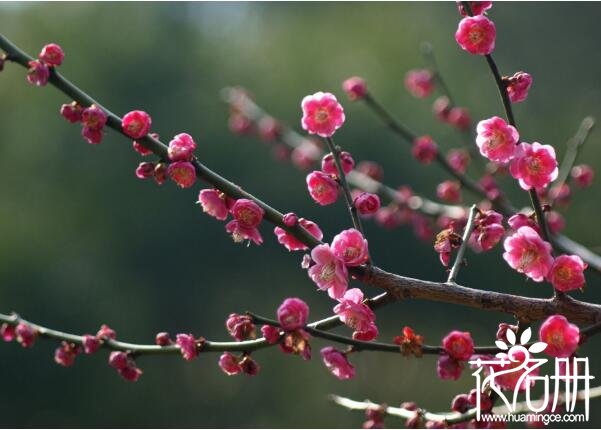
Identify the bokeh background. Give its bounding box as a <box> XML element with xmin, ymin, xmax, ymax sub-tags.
<box><xmin>1</xmin><ymin>2</ymin><xmax>601</xmax><ymax>428</ymax></box>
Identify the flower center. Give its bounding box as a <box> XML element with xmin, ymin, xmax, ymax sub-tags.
<box><xmin>320</xmin><ymin>262</ymin><xmax>336</xmax><ymax>282</ymax></box>
<box><xmin>344</xmin><ymin>247</ymin><xmax>360</xmax><ymax>260</ymax></box>
<box><xmin>238</xmin><ymin>208</ymin><xmax>258</xmax><ymax>226</ymax></box>
<box><xmin>315</xmin><ymin>108</ymin><xmax>329</xmax><ymax>123</ymax></box>
<box><xmin>519</xmin><ymin>248</ymin><xmax>538</xmax><ymax>269</ymax></box>
<box><xmin>469</xmin><ymin>27</ymin><xmax>484</xmax><ymax>45</ymax></box>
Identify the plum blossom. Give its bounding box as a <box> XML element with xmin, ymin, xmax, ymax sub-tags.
<box><xmin>167</xmin><ymin>161</ymin><xmax>196</xmax><ymax>188</ymax></box>
<box><xmin>320</xmin><ymin>347</ymin><xmax>355</xmax><ymax>380</ymax></box>
<box><xmin>301</xmin><ymin>92</ymin><xmax>345</xmax><ymax>137</ymax></box>
<box><xmin>122</xmin><ymin>110</ymin><xmax>152</xmax><ymax>139</ymax></box>
<box><xmin>539</xmin><ymin>315</ymin><xmax>580</xmax><ymax>358</ymax></box>
<box><xmin>509</xmin><ymin>142</ymin><xmax>558</xmax><ymax>190</ymax></box>
<box><xmin>39</xmin><ymin>43</ymin><xmax>65</xmax><ymax>66</ymax></box>
<box><xmin>405</xmin><ymin>69</ymin><xmax>435</xmax><ymax>98</ymax></box>
<box><xmin>437</xmin><ymin>354</ymin><xmax>464</xmax><ymax>380</ymax></box>
<box><xmin>198</xmin><ymin>189</ymin><xmax>229</xmax><ymax>221</ymax></box>
<box><xmin>571</xmin><ymin>164</ymin><xmax>594</xmax><ymax>188</ymax></box>
<box><xmin>354</xmin><ymin>192</ymin><xmax>381</xmax><ymax>216</ymax></box>
<box><xmin>176</xmin><ymin>333</ymin><xmax>198</xmax><ymax>361</ymax></box>
<box><xmin>436</xmin><ymin>180</ymin><xmax>461</xmax><ymax>203</ymax></box>
<box><xmin>168</xmin><ymin>133</ymin><xmax>197</xmax><ymax>162</ymax></box>
<box><xmin>26</xmin><ymin>60</ymin><xmax>49</xmax><ymax>86</ymax></box>
<box><xmin>333</xmin><ymin>288</ymin><xmax>378</xmax><ymax>341</ymax></box>
<box><xmin>505</xmin><ymin>71</ymin><xmax>533</xmax><ymax>103</ymax></box>
<box><xmin>475</xmin><ymin>116</ymin><xmax>520</xmax><ymax>163</ymax></box>
<box><xmin>218</xmin><ymin>352</ymin><xmax>242</xmax><ymax>375</ymax></box>
<box><xmin>277</xmin><ymin>298</ymin><xmax>309</xmax><ymax>331</ymax></box>
<box><xmin>442</xmin><ymin>330</ymin><xmax>474</xmax><ymax>361</ymax></box>
<box><xmin>455</xmin><ymin>15</ymin><xmax>496</xmax><ymax>55</ymax></box>
<box><xmin>547</xmin><ymin>255</ymin><xmax>587</xmax><ymax>292</ymax></box>
<box><xmin>274</xmin><ymin>218</ymin><xmax>323</xmax><ymax>251</ymax></box>
<box><xmin>446</xmin><ymin>149</ymin><xmax>470</xmax><ymax>174</ymax></box>
<box><xmin>503</xmin><ymin>226</ymin><xmax>554</xmax><ymax>282</ymax></box>
<box><xmin>342</xmin><ymin>76</ymin><xmax>368</xmax><ymax>101</ymax></box>
<box><xmin>457</xmin><ymin>1</ymin><xmax>493</xmax><ymax>16</ymax></box>
<box><xmin>306</xmin><ymin>171</ymin><xmax>339</xmax><ymax>205</ymax></box>
<box><xmin>412</xmin><ymin>135</ymin><xmax>438</xmax><ymax>164</ymax></box>
<box><xmin>308</xmin><ymin>244</ymin><xmax>349</xmax><ymax>299</ymax></box>
<box><xmin>331</xmin><ymin>228</ymin><xmax>369</xmax><ymax>267</ymax></box>
<box><xmin>321</xmin><ymin>151</ymin><xmax>354</xmax><ymax>178</ymax></box>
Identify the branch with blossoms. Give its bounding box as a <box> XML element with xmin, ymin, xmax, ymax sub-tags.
<box><xmin>2</xmin><ymin>2</ymin><xmax>601</xmax><ymax>426</ymax></box>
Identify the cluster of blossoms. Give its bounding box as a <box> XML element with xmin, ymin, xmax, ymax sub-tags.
<box><xmin>25</xmin><ymin>43</ymin><xmax>64</xmax><ymax>87</ymax></box>
<box><xmin>60</xmin><ymin>102</ymin><xmax>108</xmax><ymax>145</ymax></box>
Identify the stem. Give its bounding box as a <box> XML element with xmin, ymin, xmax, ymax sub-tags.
<box><xmin>447</xmin><ymin>205</ymin><xmax>479</xmax><ymax>284</ymax></box>
<box><xmin>553</xmin><ymin>116</ymin><xmax>595</xmax><ymax>194</ymax></box>
<box><xmin>324</xmin><ymin>137</ymin><xmax>370</xmax><ymax>263</ymax></box>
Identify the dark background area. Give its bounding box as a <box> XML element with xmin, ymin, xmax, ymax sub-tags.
<box><xmin>1</xmin><ymin>2</ymin><xmax>601</xmax><ymax>428</ymax></box>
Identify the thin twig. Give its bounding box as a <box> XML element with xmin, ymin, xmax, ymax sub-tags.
<box><xmin>553</xmin><ymin>116</ymin><xmax>595</xmax><ymax>195</ymax></box>
<box><xmin>447</xmin><ymin>204</ymin><xmax>479</xmax><ymax>284</ymax></box>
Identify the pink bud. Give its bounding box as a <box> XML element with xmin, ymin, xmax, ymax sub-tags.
<box><xmin>547</xmin><ymin>211</ymin><xmax>565</xmax><ymax>235</ymax></box>
<box><xmin>277</xmin><ymin>298</ymin><xmax>309</xmax><ymax>331</ymax></box>
<box><xmin>176</xmin><ymin>333</ymin><xmax>198</xmax><ymax>361</ymax></box>
<box><xmin>168</xmin><ymin>133</ymin><xmax>197</xmax><ymax>162</ymax></box>
<box><xmin>118</xmin><ymin>365</ymin><xmax>143</xmax><ymax>382</ymax></box>
<box><xmin>306</xmin><ymin>170</ymin><xmax>339</xmax><ymax>206</ymax></box>
<box><xmin>155</xmin><ymin>332</ymin><xmax>172</xmax><ymax>346</ymax></box>
<box><xmin>354</xmin><ymin>192</ymin><xmax>381</xmax><ymax>216</ymax></box>
<box><xmin>1</xmin><ymin>323</ymin><xmax>16</xmax><ymax>342</ymax></box>
<box><xmin>15</xmin><ymin>323</ymin><xmax>36</xmax><ymax>348</ymax></box>
<box><xmin>342</xmin><ymin>76</ymin><xmax>368</xmax><ymax>101</ymax></box>
<box><xmin>457</xmin><ymin>1</ymin><xmax>493</xmax><ymax>17</ymax></box>
<box><xmin>218</xmin><ymin>352</ymin><xmax>242</xmax><ymax>375</ymax></box>
<box><xmin>455</xmin><ymin>15</ymin><xmax>496</xmax><ymax>56</ymax></box>
<box><xmin>258</xmin><ymin>116</ymin><xmax>280</xmax><ymax>142</ymax></box>
<box><xmin>81</xmin><ymin>127</ymin><xmax>103</xmax><ymax>145</ymax></box>
<box><xmin>448</xmin><ymin>107</ymin><xmax>471</xmax><ymax>131</ymax></box>
<box><xmin>96</xmin><ymin>324</ymin><xmax>117</xmax><ymax>340</ymax></box>
<box><xmin>54</xmin><ymin>341</ymin><xmax>80</xmax><ymax>367</ymax></box>
<box><xmin>226</xmin><ymin>313</ymin><xmax>256</xmax><ymax>341</ymax></box>
<box><xmin>261</xmin><ymin>325</ymin><xmax>281</xmax><ymax>344</ymax></box>
<box><xmin>405</xmin><ymin>69</ymin><xmax>435</xmax><ymax>98</ymax></box>
<box><xmin>108</xmin><ymin>351</ymin><xmax>129</xmax><ymax>369</ymax></box>
<box><xmin>167</xmin><ymin>161</ymin><xmax>196</xmax><ymax>188</ymax></box>
<box><xmin>446</xmin><ymin>149</ymin><xmax>470</xmax><ymax>174</ymax></box>
<box><xmin>81</xmin><ymin>105</ymin><xmax>107</xmax><ymax>131</ymax></box>
<box><xmin>282</xmin><ymin>212</ymin><xmax>298</xmax><ymax>226</ymax></box>
<box><xmin>412</xmin><ymin>136</ymin><xmax>438</xmax><ymax>164</ymax></box>
<box><xmin>506</xmin><ymin>71</ymin><xmax>533</xmax><ymax>104</ymax></box>
<box><xmin>39</xmin><ymin>43</ymin><xmax>65</xmax><ymax>66</ymax></box>
<box><xmin>432</xmin><ymin>96</ymin><xmax>451</xmax><ymax>122</ymax></box>
<box><xmin>321</xmin><ymin>151</ymin><xmax>355</xmax><ymax>178</ymax></box>
<box><xmin>451</xmin><ymin>394</ymin><xmax>470</xmax><ymax>413</ymax></box>
<box><xmin>60</xmin><ymin>102</ymin><xmax>83</xmax><ymax>123</ymax></box>
<box><xmin>26</xmin><ymin>60</ymin><xmax>50</xmax><ymax>86</ymax></box>
<box><xmin>121</xmin><ymin>110</ymin><xmax>152</xmax><ymax>139</ymax></box>
<box><xmin>135</xmin><ymin>162</ymin><xmax>156</xmax><ymax>179</ymax></box>
<box><xmin>442</xmin><ymin>330</ymin><xmax>474</xmax><ymax>361</ymax></box>
<box><xmin>436</xmin><ymin>180</ymin><xmax>462</xmax><ymax>203</ymax></box>
<box><xmin>82</xmin><ymin>334</ymin><xmax>101</xmax><ymax>354</ymax></box>
<box><xmin>228</xmin><ymin>114</ymin><xmax>253</xmax><ymax>135</ymax></box>
<box><xmin>301</xmin><ymin>92</ymin><xmax>345</xmax><ymax>138</ymax></box>
<box><xmin>291</xmin><ymin>140</ymin><xmax>321</xmax><ymax>170</ymax></box>
<box><xmin>356</xmin><ymin>161</ymin><xmax>384</xmax><ymax>181</ymax></box>
<box><xmin>571</xmin><ymin>164</ymin><xmax>594</xmax><ymax>188</ymax></box>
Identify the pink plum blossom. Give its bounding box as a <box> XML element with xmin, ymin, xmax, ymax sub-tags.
<box><xmin>412</xmin><ymin>135</ymin><xmax>438</xmax><ymax>164</ymax></box>
<box><xmin>546</xmin><ymin>255</ymin><xmax>587</xmax><ymax>292</ymax></box>
<box><xmin>168</xmin><ymin>133</ymin><xmax>197</xmax><ymax>162</ymax></box>
<box><xmin>26</xmin><ymin>60</ymin><xmax>49</xmax><ymax>86</ymax></box>
<box><xmin>446</xmin><ymin>149</ymin><xmax>470</xmax><ymax>174</ymax></box>
<box><xmin>342</xmin><ymin>76</ymin><xmax>368</xmax><ymax>101</ymax></box>
<box><xmin>122</xmin><ymin>110</ymin><xmax>152</xmax><ymax>139</ymax></box>
<box><xmin>82</xmin><ymin>334</ymin><xmax>101</xmax><ymax>354</ymax></box>
<box><xmin>226</xmin><ymin>313</ymin><xmax>256</xmax><ymax>341</ymax></box>
<box><xmin>503</xmin><ymin>226</ymin><xmax>554</xmax><ymax>282</ymax></box>
<box><xmin>320</xmin><ymin>347</ymin><xmax>356</xmax><ymax>380</ymax></box>
<box><xmin>405</xmin><ymin>69</ymin><xmax>435</xmax><ymax>98</ymax></box>
<box><xmin>135</xmin><ymin>162</ymin><xmax>155</xmax><ymax>179</ymax></box>
<box><xmin>54</xmin><ymin>341</ymin><xmax>80</xmax><ymax>367</ymax></box>
<box><xmin>277</xmin><ymin>298</ymin><xmax>309</xmax><ymax>331</ymax></box>
<box><xmin>81</xmin><ymin>105</ymin><xmax>107</xmax><ymax>131</ymax></box>
<box><xmin>291</xmin><ymin>140</ymin><xmax>321</xmax><ymax>170</ymax></box>
<box><xmin>167</xmin><ymin>161</ymin><xmax>196</xmax><ymax>188</ymax></box>
<box><xmin>571</xmin><ymin>164</ymin><xmax>594</xmax><ymax>188</ymax></box>
<box><xmin>484</xmin><ymin>349</ymin><xmax>538</xmax><ymax>392</ymax></box>
<box><xmin>505</xmin><ymin>71</ymin><xmax>533</xmax><ymax>103</ymax></box>
<box><xmin>539</xmin><ymin>315</ymin><xmax>580</xmax><ymax>358</ymax></box>
<box><xmin>228</xmin><ymin>114</ymin><xmax>253</xmax><ymax>135</ymax></box>
<box><xmin>39</xmin><ymin>43</ymin><xmax>65</xmax><ymax>66</ymax></box>
<box><xmin>155</xmin><ymin>332</ymin><xmax>172</xmax><ymax>346</ymax></box>
<box><xmin>547</xmin><ymin>211</ymin><xmax>565</xmax><ymax>235</ymax></box>
<box><xmin>301</xmin><ymin>92</ymin><xmax>345</xmax><ymax>137</ymax></box>
<box><xmin>218</xmin><ymin>352</ymin><xmax>242</xmax><ymax>375</ymax></box>
<box><xmin>354</xmin><ymin>192</ymin><xmax>381</xmax><ymax>216</ymax></box>
<box><xmin>457</xmin><ymin>1</ymin><xmax>493</xmax><ymax>16</ymax></box>
<box><xmin>226</xmin><ymin>199</ymin><xmax>264</xmax><ymax>245</ymax></box>
<box><xmin>436</xmin><ymin>180</ymin><xmax>462</xmax><ymax>203</ymax></box>
<box><xmin>198</xmin><ymin>189</ymin><xmax>229</xmax><ymax>221</ymax></box>
<box><xmin>442</xmin><ymin>330</ymin><xmax>474</xmax><ymax>361</ymax></box>
<box><xmin>1</xmin><ymin>324</ymin><xmax>15</xmax><ymax>342</ymax></box>
<box><xmin>356</xmin><ymin>160</ymin><xmax>384</xmax><ymax>181</ymax></box>
<box><xmin>448</xmin><ymin>107</ymin><xmax>471</xmax><ymax>131</ymax></box>
<box><xmin>331</xmin><ymin>228</ymin><xmax>369</xmax><ymax>267</ymax></box>
<box><xmin>333</xmin><ymin>288</ymin><xmax>377</xmax><ymax>341</ymax></box>
<box><xmin>475</xmin><ymin>116</ymin><xmax>520</xmax><ymax>163</ymax></box>
<box><xmin>96</xmin><ymin>324</ymin><xmax>117</xmax><ymax>340</ymax></box>
<box><xmin>437</xmin><ymin>354</ymin><xmax>464</xmax><ymax>380</ymax></box>
<box><xmin>60</xmin><ymin>102</ymin><xmax>82</xmax><ymax>123</ymax></box>
<box><xmin>455</xmin><ymin>15</ymin><xmax>496</xmax><ymax>55</ymax></box>
<box><xmin>282</xmin><ymin>212</ymin><xmax>298</xmax><ymax>226</ymax></box>
<box><xmin>306</xmin><ymin>170</ymin><xmax>339</xmax><ymax>205</ymax></box>
<box><xmin>258</xmin><ymin>116</ymin><xmax>280</xmax><ymax>142</ymax></box>
<box><xmin>507</xmin><ymin>213</ymin><xmax>540</xmax><ymax>234</ymax></box>
<box><xmin>176</xmin><ymin>333</ymin><xmax>198</xmax><ymax>361</ymax></box>
<box><xmin>274</xmin><ymin>218</ymin><xmax>323</xmax><ymax>251</ymax></box>
<box><xmin>321</xmin><ymin>151</ymin><xmax>354</xmax><ymax>178</ymax></box>
<box><xmin>15</xmin><ymin>323</ymin><xmax>36</xmax><ymax>348</ymax></box>
<box><xmin>279</xmin><ymin>329</ymin><xmax>311</xmax><ymax>361</ymax></box>
<box><xmin>308</xmin><ymin>244</ymin><xmax>349</xmax><ymax>299</ymax></box>
<box><xmin>509</xmin><ymin>142</ymin><xmax>558</xmax><ymax>190</ymax></box>
<box><xmin>470</xmin><ymin>210</ymin><xmax>505</xmax><ymax>252</ymax></box>
<box><xmin>261</xmin><ymin>325</ymin><xmax>281</xmax><ymax>344</ymax></box>
<box><xmin>82</xmin><ymin>127</ymin><xmax>103</xmax><ymax>144</ymax></box>
<box><xmin>433</xmin><ymin>96</ymin><xmax>452</xmax><ymax>122</ymax></box>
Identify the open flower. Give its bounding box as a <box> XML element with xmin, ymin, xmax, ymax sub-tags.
<box><xmin>333</xmin><ymin>288</ymin><xmax>377</xmax><ymax>341</ymax></box>
<box><xmin>277</xmin><ymin>298</ymin><xmax>309</xmax><ymax>331</ymax></box>
<box><xmin>306</xmin><ymin>171</ymin><xmax>339</xmax><ymax>205</ymax></box>
<box><xmin>505</xmin><ymin>71</ymin><xmax>533</xmax><ymax>103</ymax></box>
<box><xmin>308</xmin><ymin>244</ymin><xmax>349</xmax><ymax>299</ymax></box>
<box><xmin>301</xmin><ymin>92</ymin><xmax>345</xmax><ymax>137</ymax></box>
<box><xmin>320</xmin><ymin>347</ymin><xmax>355</xmax><ymax>380</ymax></box>
<box><xmin>503</xmin><ymin>226</ymin><xmax>554</xmax><ymax>281</ymax></box>
<box><xmin>539</xmin><ymin>315</ymin><xmax>580</xmax><ymax>358</ymax></box>
<box><xmin>475</xmin><ymin>116</ymin><xmax>520</xmax><ymax>163</ymax></box>
<box><xmin>442</xmin><ymin>330</ymin><xmax>474</xmax><ymax>361</ymax></box>
<box><xmin>546</xmin><ymin>255</ymin><xmax>587</xmax><ymax>292</ymax></box>
<box><xmin>405</xmin><ymin>69</ymin><xmax>435</xmax><ymax>98</ymax></box>
<box><xmin>455</xmin><ymin>15</ymin><xmax>496</xmax><ymax>55</ymax></box>
<box><xmin>274</xmin><ymin>218</ymin><xmax>323</xmax><ymax>251</ymax></box>
<box><xmin>509</xmin><ymin>142</ymin><xmax>558</xmax><ymax>190</ymax></box>
<box><xmin>331</xmin><ymin>228</ymin><xmax>369</xmax><ymax>267</ymax></box>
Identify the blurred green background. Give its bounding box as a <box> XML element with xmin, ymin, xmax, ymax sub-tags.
<box><xmin>1</xmin><ymin>2</ymin><xmax>601</xmax><ymax>428</ymax></box>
